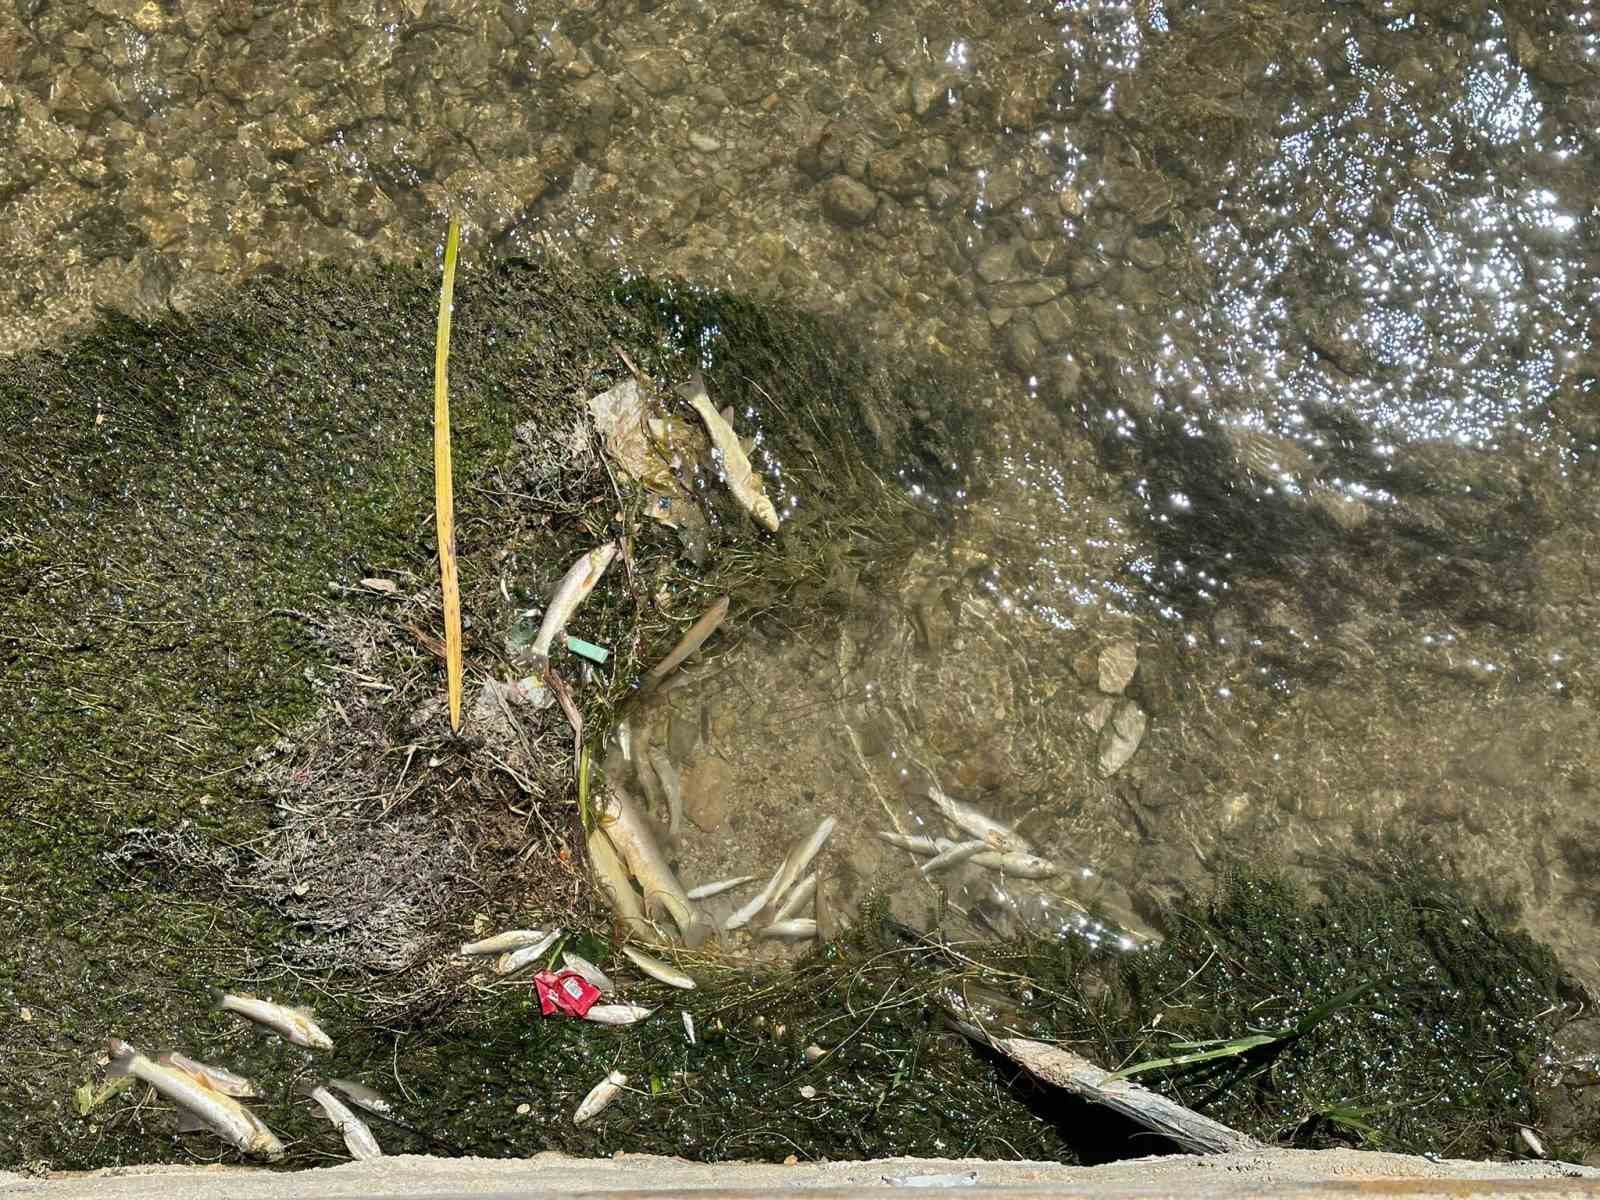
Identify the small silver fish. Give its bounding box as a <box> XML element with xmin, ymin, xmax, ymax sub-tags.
<box><xmin>759</xmin><ymin>816</ymin><xmax>837</xmax><ymax>922</ymax></box>
<box><xmin>933</xmin><ymin>837</ymin><xmax>1062</xmax><ymax>880</ymax></box>
<box><xmin>573</xmin><ymin>1070</ymin><xmax>628</xmax><ymax>1125</ymax></box>
<box><xmin>216</xmin><ymin>992</ymin><xmax>334</xmax><ymax>1051</ymax></box>
<box><xmin>621</xmin><ymin>944</ymin><xmax>696</xmax><ymax>990</ymax></box>
<box><xmin>583</xmin><ymin>1003</ymin><xmax>655</xmax><ymax>1026</ymax></box>
<box><xmin>927</xmin><ymin>786</ymin><xmax>1033</xmax><ymax>855</ymax></box>
<box><xmin>875</xmin><ymin>830</ymin><xmax>941</xmax><ymax>855</ymax></box>
<box><xmin>919</xmin><ymin>839</ymin><xmax>988</xmax><ymax>876</ymax></box>
<box><xmin>562</xmin><ymin>951</ymin><xmax>614</xmax><ymax>993</ymax></box>
<box><xmin>758</xmin><ymin>918</ymin><xmax>818</xmax><ymax>940</ymax></box>
<box><xmin>725</xmin><ymin>860</ymin><xmax>789</xmax><ymax>931</ymax></box>
<box><xmin>106</xmin><ymin>1039</ymin><xmax>283</xmax><ymax>1161</ymax></box>
<box><xmin>682</xmin><ymin>1011</ymin><xmax>697</xmax><ymax>1045</ymax></box>
<box><xmin>327</xmin><ymin>1078</ymin><xmax>397</xmax><ymax>1119</ymax></box>
<box><xmin>679</xmin><ymin>373</ymin><xmax>781</xmax><ymax>531</ymax></box>
<box><xmin>156</xmin><ymin>1051</ymin><xmax>260</xmax><ymax>1099</ymax></box>
<box><xmin>533</xmin><ymin>543</ymin><xmax>618</xmax><ymax>660</ymax></box>
<box><xmin>772</xmin><ymin>872</ymin><xmax>818</xmax><ymax>922</ymax></box>
<box><xmin>687</xmin><ymin>874</ymin><xmax>757</xmax><ymax>900</ymax></box>
<box><xmin>300</xmin><ymin>1081</ymin><xmax>384</xmax><ymax>1159</ymax></box>
<box><xmin>494</xmin><ymin>928</ymin><xmax>563</xmax><ymax>976</ymax></box>
<box><xmin>461</xmin><ymin>929</ymin><xmax>548</xmax><ymax>957</ymax></box>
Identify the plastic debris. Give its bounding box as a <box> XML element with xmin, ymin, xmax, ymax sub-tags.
<box><xmin>566</xmin><ymin>636</ymin><xmax>610</xmax><ymax>664</ymax></box>
<box><xmin>534</xmin><ymin>970</ymin><xmax>601</xmax><ymax>1018</ymax></box>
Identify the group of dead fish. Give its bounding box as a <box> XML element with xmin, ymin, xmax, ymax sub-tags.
<box><xmin>102</xmin><ymin>994</ymin><xmax>385</xmax><ymax>1164</ymax></box>
<box><xmin>102</xmin><ymin>372</ymin><xmax>1071</xmax><ymax>1162</ymax></box>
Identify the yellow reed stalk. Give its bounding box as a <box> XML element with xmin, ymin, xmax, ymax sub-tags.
<box><xmin>434</xmin><ymin>216</ymin><xmax>463</xmax><ymax>731</ymax></box>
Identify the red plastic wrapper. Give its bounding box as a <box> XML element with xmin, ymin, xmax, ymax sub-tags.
<box><xmin>534</xmin><ymin>969</ymin><xmax>601</xmax><ymax>1017</ymax></box>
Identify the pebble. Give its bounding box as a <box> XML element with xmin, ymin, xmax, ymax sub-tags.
<box><xmin>909</xmin><ymin>71</ymin><xmax>955</xmax><ymax>117</ymax></box>
<box><xmin>1126</xmin><ymin>236</ymin><xmax>1166</xmax><ymax>271</ymax></box>
<box><xmin>974</xmin><ymin>240</ymin><xmax>1024</xmax><ymax>285</ymax></box>
<box><xmin>1004</xmin><ymin>320</ymin><xmax>1042</xmax><ymax>373</ymax></box>
<box><xmin>1082</xmin><ymin>697</ymin><xmax>1115</xmax><ymax>732</ymax></box>
<box><xmin>979</xmin><ymin>166</ymin><xmax>1024</xmax><ymax>212</ymax></box>
<box><xmin>1098</xmin><ymin>701</ymin><xmax>1148</xmax><ymax>777</ymax></box>
<box><xmin>819</xmin><ymin>175</ymin><xmax>878</xmax><ymax>227</ymax></box>
<box><xmin>986</xmin><ymin>278</ymin><xmax>1065</xmax><ymax>308</ymax></box>
<box><xmin>1098</xmin><ymin>640</ymin><xmax>1138</xmax><ymax>694</ymax></box>
<box><xmin>1042</xmin><ymin>356</ymin><xmax>1083</xmax><ymax>411</ymax></box>
<box><xmin>688</xmin><ymin>132</ymin><xmax>721</xmax><ymax>153</ymax></box>
<box><xmin>1058</xmin><ymin>186</ymin><xmax>1086</xmax><ymax>218</ymax></box>
<box><xmin>620</xmin><ymin>47</ymin><xmax>688</xmax><ymax>97</ymax></box>
<box><xmin>1068</xmin><ymin>254</ymin><xmax>1110</xmax><ymax>290</ymax></box>
<box><xmin>1031</xmin><ymin>298</ymin><xmax>1072</xmax><ymax>344</ymax></box>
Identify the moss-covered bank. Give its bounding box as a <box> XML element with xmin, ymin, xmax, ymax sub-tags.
<box><xmin>0</xmin><ymin>253</ymin><xmax>968</xmax><ymax>1170</ymax></box>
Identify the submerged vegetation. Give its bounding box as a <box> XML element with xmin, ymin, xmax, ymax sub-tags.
<box><xmin>0</xmin><ymin>253</ymin><xmax>1589</xmax><ymax>1171</ymax></box>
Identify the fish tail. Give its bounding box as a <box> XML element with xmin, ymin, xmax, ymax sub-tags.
<box><xmin>208</xmin><ymin>988</ymin><xmax>229</xmax><ymax>1011</ymax></box>
<box><xmin>104</xmin><ymin>1038</ymin><xmax>137</xmax><ymax>1077</ymax></box>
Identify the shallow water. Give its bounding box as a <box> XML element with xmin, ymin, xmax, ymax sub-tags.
<box><xmin>6</xmin><ymin>0</ymin><xmax>1600</xmax><ymax>1149</ymax></box>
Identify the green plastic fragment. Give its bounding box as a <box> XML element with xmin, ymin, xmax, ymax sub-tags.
<box><xmin>566</xmin><ymin>636</ymin><xmax>610</xmax><ymax>664</ymax></box>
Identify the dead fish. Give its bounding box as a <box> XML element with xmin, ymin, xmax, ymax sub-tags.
<box><xmin>875</xmin><ymin>830</ymin><xmax>942</xmax><ymax>855</ymax></box>
<box><xmin>583</xmin><ymin>1003</ymin><xmax>655</xmax><ymax>1026</ymax></box>
<box><xmin>919</xmin><ymin>839</ymin><xmax>989</xmax><ymax>876</ymax></box>
<box><xmin>772</xmin><ymin>872</ymin><xmax>818</xmax><ymax>922</ymax></box>
<box><xmin>621</xmin><ymin>944</ymin><xmax>696</xmax><ymax>990</ymax></box>
<box><xmin>679</xmin><ymin>372</ymin><xmax>781</xmax><ymax>531</ymax></box>
<box><xmin>758</xmin><ymin>918</ymin><xmax>818</xmax><ymax>940</ymax></box>
<box><xmin>532</xmin><ymin>543</ymin><xmax>618</xmax><ymax>661</ymax></box>
<box><xmin>682</xmin><ymin>1012</ymin><xmax>697</xmax><ymax>1045</ymax></box>
<box><xmin>934</xmin><ymin>838</ymin><xmax>1062</xmax><ymax>880</ymax></box>
<box><xmin>725</xmin><ymin>860</ymin><xmax>790</xmax><ymax>931</ymax></box>
<box><xmin>574</xmin><ymin>1070</ymin><xmax>628</xmax><ymax>1125</ymax></box>
<box><xmin>215</xmin><ymin>992</ymin><xmax>334</xmax><ymax>1051</ymax></box>
<box><xmin>460</xmin><ymin>929</ymin><xmax>547</xmax><ymax>957</ymax></box>
<box><xmin>646</xmin><ymin>747</ymin><xmax>685</xmax><ymax>840</ymax></box>
<box><xmin>299</xmin><ymin>1081</ymin><xmax>384</xmax><ymax>1159</ymax></box>
<box><xmin>927</xmin><ymin>786</ymin><xmax>1033</xmax><ymax>856</ymax></box>
<box><xmin>687</xmin><ymin>874</ymin><xmax>757</xmax><ymax>900</ymax></box>
<box><xmin>155</xmin><ymin>1051</ymin><xmax>260</xmax><ymax>1099</ymax></box>
<box><xmin>327</xmin><ymin>1078</ymin><xmax>398</xmax><ymax>1119</ymax></box>
<box><xmin>594</xmin><ymin>786</ymin><xmax>708</xmax><ymax>947</ymax></box>
<box><xmin>587</xmin><ymin>826</ymin><xmax>654</xmax><ymax>940</ymax></box>
<box><xmin>106</xmin><ymin>1038</ymin><xmax>283</xmax><ymax>1161</ymax></box>
<box><xmin>760</xmin><ymin>816</ymin><xmax>837</xmax><ymax>922</ymax></box>
<box><xmin>494</xmin><ymin>928</ymin><xmax>563</xmax><ymax>976</ymax></box>
<box><xmin>644</xmin><ymin>594</ymin><xmax>731</xmax><ymax>688</ymax></box>
<box><xmin>562</xmin><ymin>951</ymin><xmax>614</xmax><ymax>993</ymax></box>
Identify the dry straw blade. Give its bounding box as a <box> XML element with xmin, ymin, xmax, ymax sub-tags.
<box><xmin>434</xmin><ymin>216</ymin><xmax>464</xmax><ymax>731</ymax></box>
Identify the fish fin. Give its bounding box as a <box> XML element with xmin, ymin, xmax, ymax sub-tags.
<box><xmin>104</xmin><ymin>1039</ymin><xmax>136</xmax><ymax>1078</ymax></box>
<box><xmin>293</xmin><ymin>1005</ymin><xmax>316</xmax><ymax>1017</ymax></box>
<box><xmin>175</xmin><ymin>1110</ymin><xmax>209</xmax><ymax>1134</ymax></box>
<box><xmin>293</xmin><ymin>1079</ymin><xmax>322</xmax><ymax>1099</ymax></box>
<box><xmin>208</xmin><ymin>988</ymin><xmax>229</xmax><ymax>1011</ymax></box>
